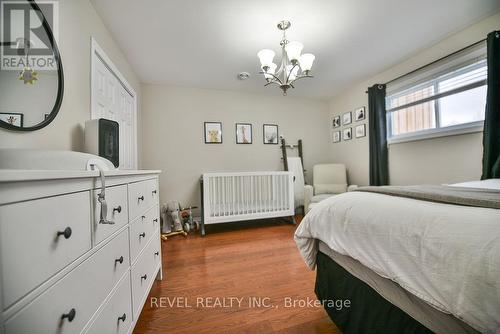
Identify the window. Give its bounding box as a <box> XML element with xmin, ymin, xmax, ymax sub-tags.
<box><xmin>386</xmin><ymin>42</ymin><xmax>487</xmax><ymax>143</ymax></box>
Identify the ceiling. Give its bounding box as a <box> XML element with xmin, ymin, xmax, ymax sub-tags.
<box><xmin>90</xmin><ymin>0</ymin><xmax>500</xmax><ymax>100</ymax></box>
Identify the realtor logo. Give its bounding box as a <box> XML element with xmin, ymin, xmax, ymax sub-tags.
<box><xmin>0</xmin><ymin>0</ymin><xmax>59</xmax><ymax>71</ymax></box>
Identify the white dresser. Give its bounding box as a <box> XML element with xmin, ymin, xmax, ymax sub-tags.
<box><xmin>0</xmin><ymin>169</ymin><xmax>162</xmax><ymax>334</ymax></box>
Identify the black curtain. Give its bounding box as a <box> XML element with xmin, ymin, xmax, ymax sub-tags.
<box><xmin>482</xmin><ymin>31</ymin><xmax>500</xmax><ymax>179</ymax></box>
<box><xmin>368</xmin><ymin>84</ymin><xmax>389</xmax><ymax>186</ymax></box>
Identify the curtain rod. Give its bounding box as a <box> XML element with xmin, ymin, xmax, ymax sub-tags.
<box><xmin>364</xmin><ymin>37</ymin><xmax>486</xmax><ymax>93</ymax></box>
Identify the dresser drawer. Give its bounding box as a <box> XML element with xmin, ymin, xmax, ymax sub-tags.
<box><xmin>145</xmin><ymin>178</ymin><xmax>159</xmax><ymax>208</ymax></box>
<box><xmin>128</xmin><ymin>178</ymin><xmax>159</xmax><ymax>221</ymax></box>
<box><xmin>92</xmin><ymin>184</ymin><xmax>128</xmax><ymax>245</ymax></box>
<box><xmin>129</xmin><ymin>204</ymin><xmax>160</xmax><ymax>263</ymax></box>
<box><xmin>0</xmin><ymin>191</ymin><xmax>91</xmax><ymax>308</ymax></box>
<box><xmin>5</xmin><ymin>228</ymin><xmax>130</xmax><ymax>334</ymax></box>
<box><xmin>151</xmin><ymin>233</ymin><xmax>162</xmax><ymax>275</ymax></box>
<box><xmin>86</xmin><ymin>274</ymin><xmax>132</xmax><ymax>334</ymax></box>
<box><xmin>128</xmin><ymin>181</ymin><xmax>149</xmax><ymax>221</ymax></box>
<box><xmin>131</xmin><ymin>230</ymin><xmax>161</xmax><ymax>318</ymax></box>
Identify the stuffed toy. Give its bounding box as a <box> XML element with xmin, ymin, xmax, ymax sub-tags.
<box><xmin>163</xmin><ymin>201</ymin><xmax>183</xmax><ymax>233</ymax></box>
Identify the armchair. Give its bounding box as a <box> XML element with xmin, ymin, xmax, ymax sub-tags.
<box><xmin>304</xmin><ymin>164</ymin><xmax>357</xmax><ymax>213</ymax></box>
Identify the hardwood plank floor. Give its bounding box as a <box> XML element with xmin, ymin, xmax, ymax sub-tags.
<box><xmin>134</xmin><ymin>217</ymin><xmax>340</xmax><ymax>334</ymax></box>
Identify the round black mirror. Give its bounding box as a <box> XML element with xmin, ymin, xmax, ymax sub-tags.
<box><xmin>0</xmin><ymin>0</ymin><xmax>63</xmax><ymax>131</ymax></box>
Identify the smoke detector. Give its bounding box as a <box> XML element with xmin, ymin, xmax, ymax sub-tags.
<box><xmin>237</xmin><ymin>72</ymin><xmax>250</xmax><ymax>80</ymax></box>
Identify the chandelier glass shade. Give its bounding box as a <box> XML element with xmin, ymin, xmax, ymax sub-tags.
<box><xmin>257</xmin><ymin>20</ymin><xmax>315</xmax><ymax>95</ymax></box>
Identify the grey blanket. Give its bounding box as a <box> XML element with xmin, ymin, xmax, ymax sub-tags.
<box><xmin>354</xmin><ymin>185</ymin><xmax>500</xmax><ymax>209</ymax></box>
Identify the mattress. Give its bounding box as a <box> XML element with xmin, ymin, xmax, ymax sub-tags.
<box><xmin>295</xmin><ymin>179</ymin><xmax>500</xmax><ymax>332</ymax></box>
<box><xmin>319</xmin><ymin>241</ymin><xmax>478</xmax><ymax>334</ymax></box>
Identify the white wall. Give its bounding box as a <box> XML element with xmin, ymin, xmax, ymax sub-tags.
<box><xmin>141</xmin><ymin>84</ymin><xmax>330</xmax><ymax>208</ymax></box>
<box><xmin>329</xmin><ymin>12</ymin><xmax>500</xmax><ymax>186</ymax></box>
<box><xmin>0</xmin><ymin>0</ymin><xmax>142</xmax><ymax>163</ymax></box>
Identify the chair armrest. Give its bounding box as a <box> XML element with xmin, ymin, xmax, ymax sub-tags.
<box><xmin>304</xmin><ymin>185</ymin><xmax>314</xmax><ymax>213</ymax></box>
<box><xmin>347</xmin><ymin>185</ymin><xmax>358</xmax><ymax>192</ymax></box>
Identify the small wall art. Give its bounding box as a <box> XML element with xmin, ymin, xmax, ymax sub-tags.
<box><xmin>0</xmin><ymin>112</ymin><xmax>23</xmax><ymax>127</ymax></box>
<box><xmin>236</xmin><ymin>123</ymin><xmax>252</xmax><ymax>144</ymax></box>
<box><xmin>354</xmin><ymin>106</ymin><xmax>366</xmax><ymax>121</ymax></box>
<box><xmin>343</xmin><ymin>127</ymin><xmax>352</xmax><ymax>141</ymax></box>
<box><xmin>342</xmin><ymin>112</ymin><xmax>352</xmax><ymax>125</ymax></box>
<box><xmin>355</xmin><ymin>124</ymin><xmax>366</xmax><ymax>138</ymax></box>
<box><xmin>332</xmin><ymin>131</ymin><xmax>341</xmax><ymax>143</ymax></box>
<box><xmin>332</xmin><ymin>116</ymin><xmax>340</xmax><ymax>128</ymax></box>
<box><xmin>204</xmin><ymin>122</ymin><xmax>223</xmax><ymax>144</ymax></box>
<box><xmin>263</xmin><ymin>124</ymin><xmax>279</xmax><ymax>144</ymax></box>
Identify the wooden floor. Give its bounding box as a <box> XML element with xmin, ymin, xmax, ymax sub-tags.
<box><xmin>134</xmin><ymin>217</ymin><xmax>340</xmax><ymax>334</ymax></box>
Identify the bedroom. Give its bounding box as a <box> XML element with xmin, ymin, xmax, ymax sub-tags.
<box><xmin>0</xmin><ymin>0</ymin><xmax>499</xmax><ymax>333</ymax></box>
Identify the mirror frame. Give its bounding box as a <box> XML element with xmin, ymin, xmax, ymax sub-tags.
<box><xmin>0</xmin><ymin>0</ymin><xmax>64</xmax><ymax>131</ymax></box>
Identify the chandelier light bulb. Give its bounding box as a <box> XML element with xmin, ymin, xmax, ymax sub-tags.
<box><xmin>285</xmin><ymin>41</ymin><xmax>303</xmax><ymax>63</ymax></box>
<box><xmin>263</xmin><ymin>63</ymin><xmax>277</xmax><ymax>79</ymax></box>
<box><xmin>257</xmin><ymin>49</ymin><xmax>275</xmax><ymax>68</ymax></box>
<box><xmin>299</xmin><ymin>53</ymin><xmax>315</xmax><ymax>72</ymax></box>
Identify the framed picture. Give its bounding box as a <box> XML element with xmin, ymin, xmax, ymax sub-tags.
<box><xmin>354</xmin><ymin>106</ymin><xmax>366</xmax><ymax>121</ymax></box>
<box><xmin>263</xmin><ymin>124</ymin><xmax>279</xmax><ymax>144</ymax></box>
<box><xmin>343</xmin><ymin>128</ymin><xmax>352</xmax><ymax>141</ymax></box>
<box><xmin>342</xmin><ymin>112</ymin><xmax>352</xmax><ymax>125</ymax></box>
<box><xmin>332</xmin><ymin>116</ymin><xmax>340</xmax><ymax>128</ymax></box>
<box><xmin>355</xmin><ymin>124</ymin><xmax>366</xmax><ymax>138</ymax></box>
<box><xmin>0</xmin><ymin>112</ymin><xmax>23</xmax><ymax>127</ymax></box>
<box><xmin>332</xmin><ymin>131</ymin><xmax>341</xmax><ymax>143</ymax></box>
<box><xmin>236</xmin><ymin>123</ymin><xmax>252</xmax><ymax>144</ymax></box>
<box><xmin>204</xmin><ymin>122</ymin><xmax>223</xmax><ymax>144</ymax></box>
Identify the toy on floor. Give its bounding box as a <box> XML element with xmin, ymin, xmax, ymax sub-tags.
<box><xmin>180</xmin><ymin>206</ymin><xmax>200</xmax><ymax>232</ymax></box>
<box><xmin>161</xmin><ymin>201</ymin><xmax>187</xmax><ymax>240</ymax></box>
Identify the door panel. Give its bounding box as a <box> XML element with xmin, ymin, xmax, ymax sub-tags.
<box><xmin>91</xmin><ymin>49</ymin><xmax>136</xmax><ymax>170</ymax></box>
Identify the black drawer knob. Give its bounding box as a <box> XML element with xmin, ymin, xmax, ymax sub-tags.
<box><xmin>61</xmin><ymin>308</ymin><xmax>76</xmax><ymax>322</ymax></box>
<box><xmin>152</xmin><ymin>190</ymin><xmax>157</xmax><ymax>194</ymax></box>
<box><xmin>118</xmin><ymin>313</ymin><xmax>126</xmax><ymax>323</ymax></box>
<box><xmin>141</xmin><ymin>215</ymin><xmax>146</xmax><ymax>220</ymax></box>
<box><xmin>139</xmin><ymin>232</ymin><xmax>146</xmax><ymax>238</ymax></box>
<box><xmin>57</xmin><ymin>227</ymin><xmax>72</xmax><ymax>239</ymax></box>
<box><xmin>115</xmin><ymin>256</ymin><xmax>124</xmax><ymax>265</ymax></box>
<box><xmin>138</xmin><ymin>196</ymin><xmax>144</xmax><ymax>201</ymax></box>
<box><xmin>154</xmin><ymin>251</ymin><xmax>159</xmax><ymax>256</ymax></box>
<box><xmin>153</xmin><ymin>218</ymin><xmax>158</xmax><ymax>223</ymax></box>
<box><xmin>113</xmin><ymin>206</ymin><xmax>122</xmax><ymax>213</ymax></box>
<box><xmin>141</xmin><ymin>274</ymin><xmax>147</xmax><ymax>281</ymax></box>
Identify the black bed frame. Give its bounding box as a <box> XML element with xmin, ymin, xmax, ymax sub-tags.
<box><xmin>315</xmin><ymin>251</ymin><xmax>434</xmax><ymax>334</ymax></box>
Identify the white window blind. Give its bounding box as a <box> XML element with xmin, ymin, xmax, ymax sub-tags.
<box><xmin>386</xmin><ymin>41</ymin><xmax>487</xmax><ymax>142</ymax></box>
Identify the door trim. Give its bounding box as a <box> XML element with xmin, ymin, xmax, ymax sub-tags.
<box><xmin>90</xmin><ymin>37</ymin><xmax>138</xmax><ymax>169</ymax></box>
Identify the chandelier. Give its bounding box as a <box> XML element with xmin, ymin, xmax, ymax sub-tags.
<box><xmin>257</xmin><ymin>20</ymin><xmax>315</xmax><ymax>96</ymax></box>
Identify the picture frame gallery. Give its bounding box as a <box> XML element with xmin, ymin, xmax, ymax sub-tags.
<box><xmin>203</xmin><ymin>122</ymin><xmax>280</xmax><ymax>145</ymax></box>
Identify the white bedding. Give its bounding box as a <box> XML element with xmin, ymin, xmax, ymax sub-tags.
<box><xmin>294</xmin><ymin>180</ymin><xmax>500</xmax><ymax>333</ymax></box>
<box><xmin>451</xmin><ymin>179</ymin><xmax>500</xmax><ymax>190</ymax></box>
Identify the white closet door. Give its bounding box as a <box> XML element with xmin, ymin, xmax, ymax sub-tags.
<box><xmin>91</xmin><ymin>47</ymin><xmax>137</xmax><ymax>170</ymax></box>
<box><xmin>91</xmin><ymin>56</ymin><xmax>109</xmax><ymax>119</ymax></box>
<box><xmin>105</xmin><ymin>72</ymin><xmax>118</xmax><ymax>121</ymax></box>
<box><xmin>123</xmin><ymin>92</ymin><xmax>134</xmax><ymax>170</ymax></box>
<box><xmin>118</xmin><ymin>86</ymin><xmax>134</xmax><ymax>170</ymax></box>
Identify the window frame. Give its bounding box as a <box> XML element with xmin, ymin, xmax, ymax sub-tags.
<box><xmin>385</xmin><ymin>51</ymin><xmax>487</xmax><ymax>145</ymax></box>
<box><xmin>387</xmin><ymin>120</ymin><xmax>483</xmax><ymax>145</ymax></box>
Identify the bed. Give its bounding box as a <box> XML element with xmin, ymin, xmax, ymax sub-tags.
<box><xmin>295</xmin><ymin>179</ymin><xmax>500</xmax><ymax>333</ymax></box>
